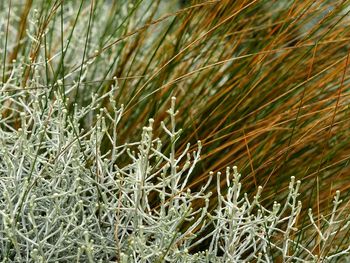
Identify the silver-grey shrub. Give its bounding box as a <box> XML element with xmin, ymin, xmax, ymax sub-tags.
<box><xmin>0</xmin><ymin>74</ymin><xmax>349</xmax><ymax>262</ymax></box>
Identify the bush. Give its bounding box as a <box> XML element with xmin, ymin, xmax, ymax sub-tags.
<box><xmin>0</xmin><ymin>93</ymin><xmax>349</xmax><ymax>261</ymax></box>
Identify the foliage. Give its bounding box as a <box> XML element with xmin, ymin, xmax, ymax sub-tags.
<box><xmin>0</xmin><ymin>92</ymin><xmax>349</xmax><ymax>261</ymax></box>
<box><xmin>1</xmin><ymin>0</ymin><xmax>350</xmax><ymax>261</ymax></box>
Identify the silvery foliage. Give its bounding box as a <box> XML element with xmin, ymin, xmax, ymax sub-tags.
<box><xmin>0</xmin><ymin>71</ymin><xmax>350</xmax><ymax>261</ymax></box>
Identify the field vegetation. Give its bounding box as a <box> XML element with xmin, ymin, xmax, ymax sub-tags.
<box><xmin>1</xmin><ymin>0</ymin><xmax>350</xmax><ymax>261</ymax></box>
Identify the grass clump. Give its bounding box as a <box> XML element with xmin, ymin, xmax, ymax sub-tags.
<box><xmin>1</xmin><ymin>0</ymin><xmax>350</xmax><ymax>261</ymax></box>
